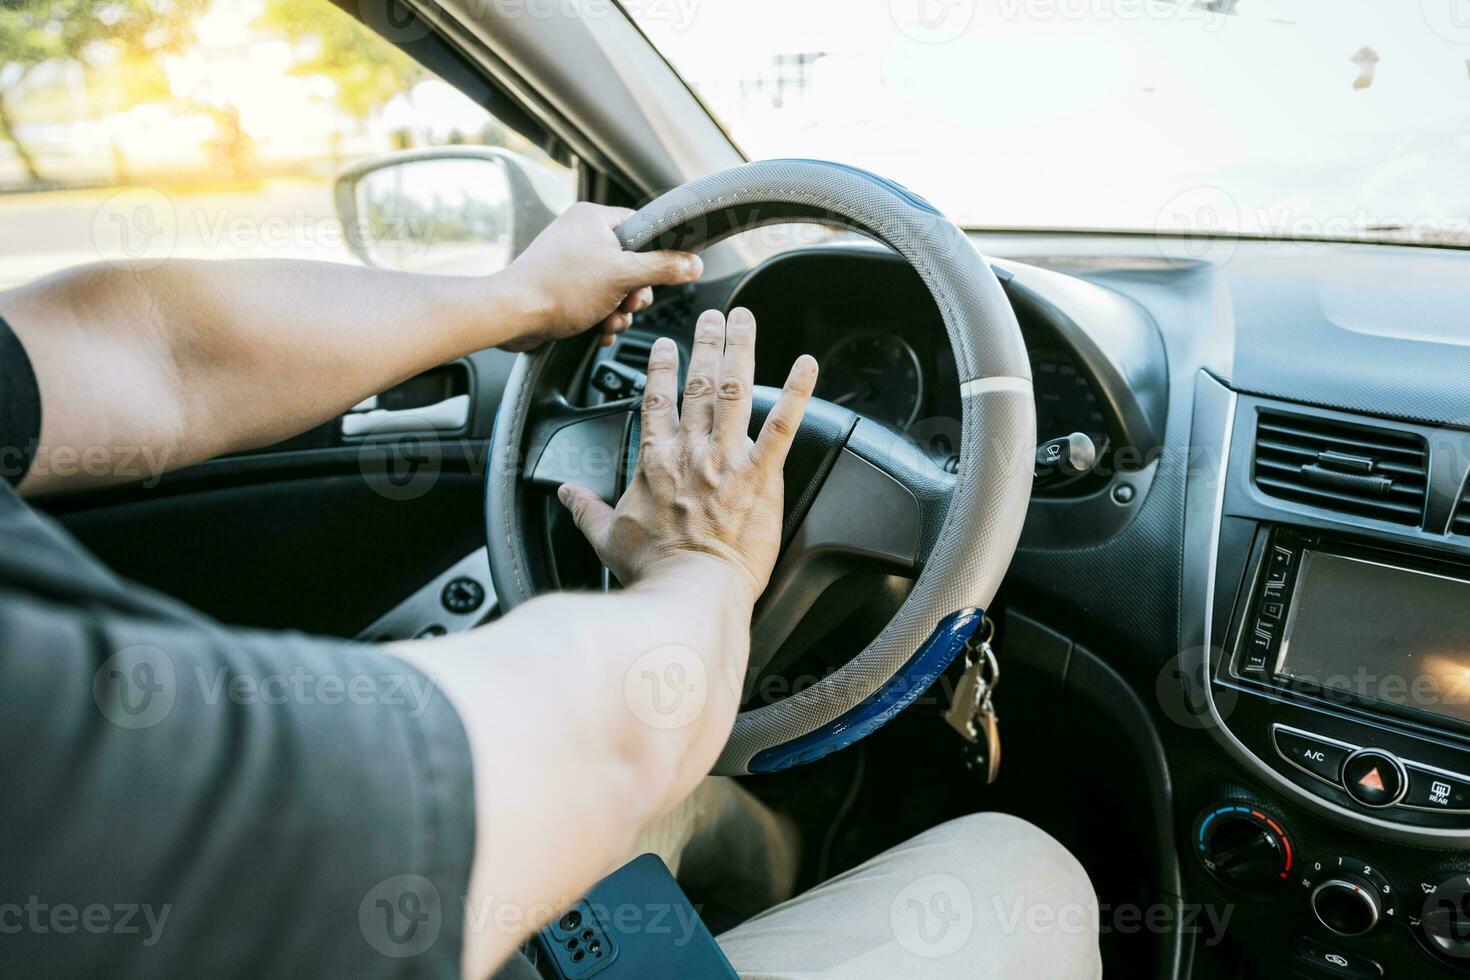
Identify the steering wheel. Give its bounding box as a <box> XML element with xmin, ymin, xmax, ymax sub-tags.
<box><xmin>486</xmin><ymin>160</ymin><xmax>1034</xmax><ymax>775</ymax></box>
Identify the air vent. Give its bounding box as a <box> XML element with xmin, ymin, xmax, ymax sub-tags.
<box><xmin>1252</xmin><ymin>411</ymin><xmax>1428</xmax><ymax>526</ymax></box>
<box><xmin>612</xmin><ymin>330</ymin><xmax>657</xmax><ymax>370</ymax></box>
<box><xmin>1453</xmin><ymin>482</ymin><xmax>1470</xmax><ymax>537</ymax></box>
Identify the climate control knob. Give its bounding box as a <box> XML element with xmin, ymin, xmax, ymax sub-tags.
<box><xmin>1416</xmin><ymin>871</ymin><xmax>1470</xmax><ymax>965</ymax></box>
<box><xmin>1308</xmin><ymin>857</ymin><xmax>1396</xmax><ymax>938</ymax></box>
<box><xmin>1312</xmin><ymin>876</ymin><xmax>1381</xmax><ymax>936</ymax></box>
<box><xmin>1194</xmin><ymin>804</ymin><xmax>1293</xmax><ymax>894</ymax></box>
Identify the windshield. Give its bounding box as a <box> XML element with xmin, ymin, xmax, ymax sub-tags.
<box><xmin>631</xmin><ymin>0</ymin><xmax>1470</xmax><ymax>247</ymax></box>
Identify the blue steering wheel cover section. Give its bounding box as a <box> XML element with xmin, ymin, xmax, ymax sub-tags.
<box><xmin>748</xmin><ymin>607</ymin><xmax>985</xmax><ymax>773</ymax></box>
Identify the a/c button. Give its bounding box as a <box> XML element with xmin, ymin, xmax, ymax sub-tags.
<box><xmin>1272</xmin><ymin>726</ymin><xmax>1353</xmax><ymax>785</ymax></box>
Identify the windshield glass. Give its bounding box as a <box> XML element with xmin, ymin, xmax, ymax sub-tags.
<box><xmin>631</xmin><ymin>0</ymin><xmax>1470</xmax><ymax>246</ymax></box>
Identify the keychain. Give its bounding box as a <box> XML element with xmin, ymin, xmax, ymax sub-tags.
<box><xmin>943</xmin><ymin>615</ymin><xmax>1002</xmax><ymax>783</ymax></box>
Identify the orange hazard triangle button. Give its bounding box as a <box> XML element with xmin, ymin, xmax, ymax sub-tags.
<box><xmin>1357</xmin><ymin>767</ymin><xmax>1386</xmax><ymax>793</ymax></box>
<box><xmin>1343</xmin><ymin>751</ymin><xmax>1403</xmax><ymax>806</ymax></box>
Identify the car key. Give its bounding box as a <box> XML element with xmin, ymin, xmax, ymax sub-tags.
<box><xmin>943</xmin><ymin>617</ymin><xmax>1002</xmax><ymax>783</ymax></box>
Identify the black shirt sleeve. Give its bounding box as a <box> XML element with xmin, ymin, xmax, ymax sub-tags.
<box><xmin>0</xmin><ymin>484</ymin><xmax>477</xmax><ymax>979</ymax></box>
<box><xmin>0</xmin><ymin>315</ymin><xmax>42</xmax><ymax>486</ymax></box>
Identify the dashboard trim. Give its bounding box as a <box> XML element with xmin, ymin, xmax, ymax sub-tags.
<box><xmin>995</xmin><ymin>259</ymin><xmax>1168</xmax><ymax>461</ymax></box>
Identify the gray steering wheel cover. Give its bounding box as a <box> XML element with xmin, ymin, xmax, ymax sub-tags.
<box><xmin>486</xmin><ymin>160</ymin><xmax>1034</xmax><ymax>774</ymax></box>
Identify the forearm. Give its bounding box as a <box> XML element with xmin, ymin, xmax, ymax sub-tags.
<box><xmin>392</xmin><ymin>556</ymin><xmax>754</xmax><ymax>978</ymax></box>
<box><xmin>0</xmin><ymin>202</ymin><xmax>699</xmax><ymax>495</ymax></box>
<box><xmin>0</xmin><ymin>259</ymin><xmax>540</xmax><ymax>493</ymax></box>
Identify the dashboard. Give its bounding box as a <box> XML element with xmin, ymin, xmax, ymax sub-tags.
<box><xmin>721</xmin><ymin>246</ymin><xmax>1164</xmax><ymax>506</ymax></box>
<box><xmin>599</xmin><ymin>234</ymin><xmax>1470</xmax><ymax>980</ymax></box>
<box><xmin>728</xmin><ymin>248</ymin><xmax>961</xmax><ymax>442</ymax></box>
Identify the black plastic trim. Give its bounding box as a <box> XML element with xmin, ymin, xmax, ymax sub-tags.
<box><xmin>1006</xmin><ymin>610</ymin><xmax>1186</xmax><ymax>980</ymax></box>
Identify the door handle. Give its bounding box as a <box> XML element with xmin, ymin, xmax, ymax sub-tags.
<box><xmin>341</xmin><ymin>394</ymin><xmax>471</xmax><ymax>437</ymax></box>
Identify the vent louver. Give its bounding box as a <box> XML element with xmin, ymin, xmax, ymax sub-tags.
<box><xmin>613</xmin><ymin>331</ymin><xmax>657</xmax><ymax>370</ymax></box>
<box><xmin>1453</xmin><ymin>482</ymin><xmax>1470</xmax><ymax>537</ymax></box>
<box><xmin>1252</xmin><ymin>411</ymin><xmax>1428</xmax><ymax>526</ymax></box>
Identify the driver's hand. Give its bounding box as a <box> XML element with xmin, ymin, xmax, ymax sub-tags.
<box><xmin>500</xmin><ymin>203</ymin><xmax>702</xmax><ymax>352</ymax></box>
<box><xmin>557</xmin><ymin>308</ymin><xmax>818</xmax><ymax>599</ymax></box>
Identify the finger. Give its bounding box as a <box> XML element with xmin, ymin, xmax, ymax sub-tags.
<box><xmin>622</xmin><ymin>249</ymin><xmax>702</xmax><ymax>289</ymax></box>
<box><xmin>713</xmin><ymin>306</ymin><xmax>757</xmax><ymax>447</ymax></box>
<box><xmin>618</xmin><ymin>287</ymin><xmax>653</xmax><ymax>314</ymax></box>
<box><xmin>596</xmin><ymin>204</ymin><xmax>637</xmax><ymax>228</ymax></box>
<box><xmin>557</xmin><ymin>483</ymin><xmax>615</xmax><ymax>555</ymax></box>
<box><xmin>753</xmin><ymin>355</ymin><xmax>818</xmax><ymax>471</ymax></box>
<box><xmin>599</xmin><ymin>310</ymin><xmax>631</xmax><ymax>335</ymax></box>
<box><xmin>592</xmin><ymin>321</ymin><xmax>612</xmax><ymax>348</ymax></box>
<box><xmin>640</xmin><ymin>336</ymin><xmax>680</xmax><ymax>442</ymax></box>
<box><xmin>679</xmin><ymin>309</ymin><xmax>724</xmax><ymax>437</ymax></box>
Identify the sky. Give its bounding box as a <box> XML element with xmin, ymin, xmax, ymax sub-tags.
<box><xmin>632</xmin><ymin>0</ymin><xmax>1470</xmax><ymax>241</ymax></box>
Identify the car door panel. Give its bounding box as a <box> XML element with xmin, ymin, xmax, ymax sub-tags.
<box><xmin>41</xmin><ymin>349</ymin><xmax>515</xmax><ymax>638</ymax></box>
<box><xmin>54</xmin><ymin>471</ymin><xmax>486</xmax><ymax>639</ymax></box>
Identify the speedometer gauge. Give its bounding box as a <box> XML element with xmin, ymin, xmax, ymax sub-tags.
<box><xmin>816</xmin><ymin>333</ymin><xmax>924</xmax><ymax>429</ymax></box>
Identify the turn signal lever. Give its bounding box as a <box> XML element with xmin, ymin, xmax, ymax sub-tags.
<box><xmin>1034</xmin><ymin>432</ymin><xmax>1097</xmax><ymax>486</ymax></box>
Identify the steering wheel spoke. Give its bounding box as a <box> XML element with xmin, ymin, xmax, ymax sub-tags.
<box><xmin>748</xmin><ymin>418</ymin><xmax>956</xmax><ymax>683</ymax></box>
<box><xmin>524</xmin><ymin>396</ymin><xmax>637</xmax><ymax>503</ymax></box>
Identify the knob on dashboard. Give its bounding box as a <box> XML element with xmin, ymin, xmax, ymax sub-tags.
<box><xmin>1308</xmin><ymin>857</ymin><xmax>1396</xmax><ymax>939</ymax></box>
<box><xmin>1312</xmin><ymin>875</ymin><xmax>1382</xmax><ymax>937</ymax></box>
<box><xmin>1194</xmin><ymin>804</ymin><xmax>1293</xmax><ymax>894</ymax></box>
<box><xmin>1417</xmin><ymin>871</ymin><xmax>1470</xmax><ymax>964</ymax></box>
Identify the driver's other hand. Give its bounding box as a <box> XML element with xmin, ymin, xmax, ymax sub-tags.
<box><xmin>500</xmin><ymin>202</ymin><xmax>702</xmax><ymax>352</ymax></box>
<box><xmin>557</xmin><ymin>308</ymin><xmax>818</xmax><ymax>601</ymax></box>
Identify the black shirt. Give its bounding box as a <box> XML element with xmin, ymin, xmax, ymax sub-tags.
<box><xmin>0</xmin><ymin>317</ymin><xmax>476</xmax><ymax>978</ymax></box>
<box><xmin>0</xmin><ymin>314</ymin><xmax>40</xmax><ymax>485</ymax></box>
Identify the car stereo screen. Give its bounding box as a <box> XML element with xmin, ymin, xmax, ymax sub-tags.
<box><xmin>1276</xmin><ymin>551</ymin><xmax>1470</xmax><ymax>724</ymax></box>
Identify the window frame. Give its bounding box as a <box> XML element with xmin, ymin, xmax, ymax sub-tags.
<box><xmin>327</xmin><ymin>0</ymin><xmax>644</xmax><ymax>205</ymax></box>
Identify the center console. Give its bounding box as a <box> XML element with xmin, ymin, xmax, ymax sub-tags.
<box><xmin>1222</xmin><ymin>527</ymin><xmax>1470</xmax><ymax>828</ymax></box>
<box><xmin>1183</xmin><ymin>377</ymin><xmax>1470</xmax><ymax>978</ymax></box>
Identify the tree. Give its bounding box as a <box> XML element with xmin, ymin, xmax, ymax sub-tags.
<box><xmin>0</xmin><ymin>0</ymin><xmax>204</xmax><ymax>183</ymax></box>
<box><xmin>257</xmin><ymin>0</ymin><xmax>426</xmax><ymax>121</ymax></box>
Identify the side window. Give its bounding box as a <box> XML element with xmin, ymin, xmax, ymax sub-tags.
<box><xmin>0</xmin><ymin>0</ymin><xmax>574</xmax><ymax>287</ymax></box>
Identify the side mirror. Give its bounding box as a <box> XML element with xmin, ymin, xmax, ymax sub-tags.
<box><xmin>334</xmin><ymin>147</ymin><xmax>573</xmax><ymax>275</ymax></box>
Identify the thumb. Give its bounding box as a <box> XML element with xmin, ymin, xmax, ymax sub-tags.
<box><xmin>622</xmin><ymin>249</ymin><xmax>703</xmax><ymax>288</ymax></box>
<box><xmin>557</xmin><ymin>483</ymin><xmax>615</xmax><ymax>554</ymax></box>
